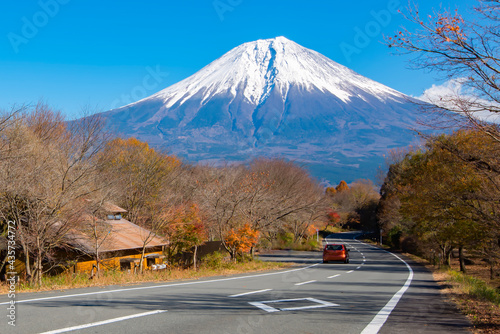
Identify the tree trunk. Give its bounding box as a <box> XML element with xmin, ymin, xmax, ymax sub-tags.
<box><xmin>21</xmin><ymin>240</ymin><xmax>32</xmax><ymax>282</ymax></box>
<box><xmin>36</xmin><ymin>250</ymin><xmax>42</xmax><ymax>286</ymax></box>
<box><xmin>139</xmin><ymin>245</ymin><xmax>146</xmax><ymax>274</ymax></box>
<box><xmin>193</xmin><ymin>245</ymin><xmax>197</xmax><ymax>271</ymax></box>
<box><xmin>34</xmin><ymin>237</ymin><xmax>43</xmax><ymax>285</ymax></box>
<box><xmin>458</xmin><ymin>246</ymin><xmax>466</xmax><ymax>273</ymax></box>
<box><xmin>440</xmin><ymin>244</ymin><xmax>452</xmax><ymax>267</ymax></box>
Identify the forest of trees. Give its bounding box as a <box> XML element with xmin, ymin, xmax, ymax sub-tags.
<box><xmin>378</xmin><ymin>0</ymin><xmax>500</xmax><ymax>274</ymax></box>
<box><xmin>0</xmin><ymin>104</ymin><xmax>340</xmax><ymax>284</ymax></box>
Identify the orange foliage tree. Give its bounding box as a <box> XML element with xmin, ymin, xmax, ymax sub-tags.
<box><xmin>163</xmin><ymin>203</ymin><xmax>207</xmax><ymax>268</ymax></box>
<box><xmin>224</xmin><ymin>223</ymin><xmax>260</xmax><ymax>260</ymax></box>
<box><xmin>335</xmin><ymin>180</ymin><xmax>349</xmax><ymax>192</ymax></box>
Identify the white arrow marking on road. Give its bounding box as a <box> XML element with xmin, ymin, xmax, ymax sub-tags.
<box><xmin>229</xmin><ymin>289</ymin><xmax>272</xmax><ymax>297</ymax></box>
<box><xmin>38</xmin><ymin>310</ymin><xmax>168</xmax><ymax>334</ymax></box>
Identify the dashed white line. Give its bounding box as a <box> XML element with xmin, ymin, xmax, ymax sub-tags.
<box><xmin>346</xmin><ymin>270</ymin><xmax>354</xmax><ymax>274</ymax></box>
<box><xmin>229</xmin><ymin>289</ymin><xmax>272</xmax><ymax>297</ymax></box>
<box><xmin>39</xmin><ymin>310</ymin><xmax>168</xmax><ymax>334</ymax></box>
<box><xmin>356</xmin><ymin>266</ymin><xmax>361</xmax><ymax>269</ymax></box>
<box><xmin>328</xmin><ymin>274</ymin><xmax>341</xmax><ymax>279</ymax></box>
<box><xmin>295</xmin><ymin>280</ymin><xmax>317</xmax><ymax>286</ymax></box>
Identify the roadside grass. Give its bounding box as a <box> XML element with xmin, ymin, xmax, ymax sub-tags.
<box><xmin>0</xmin><ymin>259</ymin><xmax>290</xmax><ymax>294</ymax></box>
<box><xmin>447</xmin><ymin>270</ymin><xmax>500</xmax><ymax>306</ymax></box>
<box><xmin>404</xmin><ymin>252</ymin><xmax>500</xmax><ymax>333</ymax></box>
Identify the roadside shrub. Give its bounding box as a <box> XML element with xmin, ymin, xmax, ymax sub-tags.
<box><xmin>387</xmin><ymin>226</ymin><xmax>402</xmax><ymax>249</ymax></box>
<box><xmin>201</xmin><ymin>251</ymin><xmax>228</xmax><ymax>270</ymax></box>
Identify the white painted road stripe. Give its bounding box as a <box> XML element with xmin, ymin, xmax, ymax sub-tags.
<box><xmin>346</xmin><ymin>270</ymin><xmax>354</xmax><ymax>274</ymax></box>
<box><xmin>0</xmin><ymin>263</ymin><xmax>320</xmax><ymax>306</ymax></box>
<box><xmin>328</xmin><ymin>274</ymin><xmax>341</xmax><ymax>278</ymax></box>
<box><xmin>294</xmin><ymin>280</ymin><xmax>316</xmax><ymax>286</ymax></box>
<box><xmin>229</xmin><ymin>289</ymin><xmax>272</xmax><ymax>297</ymax></box>
<box><xmin>356</xmin><ymin>266</ymin><xmax>361</xmax><ymax>269</ymax></box>
<box><xmin>361</xmin><ymin>252</ymin><xmax>414</xmax><ymax>334</ymax></box>
<box><xmin>38</xmin><ymin>310</ymin><xmax>168</xmax><ymax>334</ymax></box>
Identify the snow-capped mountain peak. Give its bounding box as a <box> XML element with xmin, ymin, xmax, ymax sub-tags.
<box><xmin>103</xmin><ymin>36</ymin><xmax>423</xmax><ymax>182</ymax></box>
<box><xmin>131</xmin><ymin>36</ymin><xmax>405</xmax><ymax>111</ymax></box>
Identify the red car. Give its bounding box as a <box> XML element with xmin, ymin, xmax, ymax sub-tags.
<box><xmin>323</xmin><ymin>244</ymin><xmax>349</xmax><ymax>263</ymax></box>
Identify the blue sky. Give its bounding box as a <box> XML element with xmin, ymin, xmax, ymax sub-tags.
<box><xmin>0</xmin><ymin>0</ymin><xmax>474</xmax><ymax>119</ymax></box>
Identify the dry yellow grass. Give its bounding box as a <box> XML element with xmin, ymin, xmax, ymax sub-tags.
<box><xmin>404</xmin><ymin>252</ymin><xmax>500</xmax><ymax>334</ymax></box>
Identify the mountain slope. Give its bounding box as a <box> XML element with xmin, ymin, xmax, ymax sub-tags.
<box><xmin>102</xmin><ymin>36</ymin><xmax>424</xmax><ymax>182</ymax></box>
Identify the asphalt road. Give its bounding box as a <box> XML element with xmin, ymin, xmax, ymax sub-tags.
<box><xmin>0</xmin><ymin>232</ymin><xmax>471</xmax><ymax>333</ymax></box>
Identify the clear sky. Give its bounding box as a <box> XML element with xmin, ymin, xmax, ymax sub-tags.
<box><xmin>0</xmin><ymin>0</ymin><xmax>474</xmax><ymax>119</ymax></box>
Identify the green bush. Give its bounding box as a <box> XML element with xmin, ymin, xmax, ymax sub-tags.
<box><xmin>201</xmin><ymin>251</ymin><xmax>228</xmax><ymax>270</ymax></box>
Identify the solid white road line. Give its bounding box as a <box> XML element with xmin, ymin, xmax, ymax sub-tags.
<box><xmin>38</xmin><ymin>310</ymin><xmax>168</xmax><ymax>334</ymax></box>
<box><xmin>360</xmin><ymin>252</ymin><xmax>414</xmax><ymax>334</ymax></box>
<box><xmin>229</xmin><ymin>289</ymin><xmax>272</xmax><ymax>297</ymax></box>
<box><xmin>0</xmin><ymin>263</ymin><xmax>320</xmax><ymax>306</ymax></box>
<box><xmin>294</xmin><ymin>280</ymin><xmax>317</xmax><ymax>286</ymax></box>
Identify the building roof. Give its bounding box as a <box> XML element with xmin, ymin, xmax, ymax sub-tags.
<box><xmin>67</xmin><ymin>218</ymin><xmax>168</xmax><ymax>255</ymax></box>
<box><xmin>102</xmin><ymin>202</ymin><xmax>128</xmax><ymax>214</ymax></box>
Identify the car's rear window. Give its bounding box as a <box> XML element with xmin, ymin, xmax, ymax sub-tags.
<box><xmin>326</xmin><ymin>245</ymin><xmax>343</xmax><ymax>251</ymax></box>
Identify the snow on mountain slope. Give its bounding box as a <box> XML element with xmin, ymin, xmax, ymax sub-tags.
<box><xmin>102</xmin><ymin>36</ymin><xmax>426</xmax><ymax>182</ymax></box>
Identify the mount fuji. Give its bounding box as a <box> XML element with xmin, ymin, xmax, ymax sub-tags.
<box><xmin>101</xmin><ymin>36</ymin><xmax>425</xmax><ymax>182</ymax></box>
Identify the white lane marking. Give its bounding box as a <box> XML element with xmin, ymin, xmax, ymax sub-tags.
<box><xmin>294</xmin><ymin>280</ymin><xmax>316</xmax><ymax>286</ymax></box>
<box><xmin>281</xmin><ymin>298</ymin><xmax>339</xmax><ymax>311</ymax></box>
<box><xmin>0</xmin><ymin>263</ymin><xmax>320</xmax><ymax>306</ymax></box>
<box><xmin>229</xmin><ymin>289</ymin><xmax>272</xmax><ymax>297</ymax></box>
<box><xmin>39</xmin><ymin>310</ymin><xmax>167</xmax><ymax>334</ymax></box>
<box><xmin>250</xmin><ymin>298</ymin><xmax>339</xmax><ymax>313</ymax></box>
<box><xmin>346</xmin><ymin>270</ymin><xmax>354</xmax><ymax>274</ymax></box>
<box><xmin>356</xmin><ymin>266</ymin><xmax>361</xmax><ymax>269</ymax></box>
<box><xmin>361</xmin><ymin>252</ymin><xmax>414</xmax><ymax>334</ymax></box>
<box><xmin>249</xmin><ymin>301</ymin><xmax>280</xmax><ymax>313</ymax></box>
<box><xmin>328</xmin><ymin>274</ymin><xmax>341</xmax><ymax>279</ymax></box>
<box><xmin>363</xmin><ymin>259</ymin><xmax>366</xmax><ymax>262</ymax></box>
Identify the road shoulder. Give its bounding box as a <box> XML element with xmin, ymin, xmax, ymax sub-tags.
<box><xmin>379</xmin><ymin>255</ymin><xmax>472</xmax><ymax>334</ymax></box>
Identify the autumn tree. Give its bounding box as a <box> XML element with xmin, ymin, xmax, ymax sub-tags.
<box><xmin>224</xmin><ymin>223</ymin><xmax>260</xmax><ymax>260</ymax></box>
<box><xmin>0</xmin><ymin>103</ymin><xmax>108</xmax><ymax>284</ymax></box>
<box><xmin>387</xmin><ymin>1</ymin><xmax>500</xmax><ymax>133</ymax></box>
<box><xmin>379</xmin><ymin>130</ymin><xmax>498</xmax><ymax>270</ymax></box>
<box><xmin>335</xmin><ymin>180</ymin><xmax>349</xmax><ymax>192</ymax></box>
<box><xmin>163</xmin><ymin>203</ymin><xmax>207</xmax><ymax>268</ymax></box>
<box><xmin>98</xmin><ymin>137</ymin><xmax>181</xmax><ymax>272</ymax></box>
<box><xmin>243</xmin><ymin>158</ymin><xmax>328</xmax><ymax>246</ymax></box>
<box><xmin>329</xmin><ymin>179</ymin><xmax>380</xmax><ymax>230</ymax></box>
